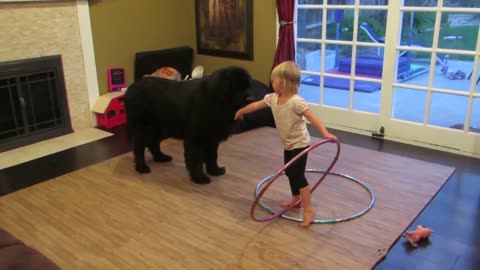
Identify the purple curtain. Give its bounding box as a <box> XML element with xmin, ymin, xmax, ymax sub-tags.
<box><xmin>272</xmin><ymin>0</ymin><xmax>296</xmax><ymax>70</ymax></box>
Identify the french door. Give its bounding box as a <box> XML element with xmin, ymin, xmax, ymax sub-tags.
<box><xmin>295</xmin><ymin>0</ymin><xmax>480</xmax><ymax>157</ymax></box>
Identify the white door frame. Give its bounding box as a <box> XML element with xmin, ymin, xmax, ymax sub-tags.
<box><xmin>295</xmin><ymin>0</ymin><xmax>480</xmax><ymax>158</ymax></box>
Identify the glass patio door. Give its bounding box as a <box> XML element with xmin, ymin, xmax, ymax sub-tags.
<box><xmin>384</xmin><ymin>0</ymin><xmax>480</xmax><ymax>156</ymax></box>
<box><xmin>295</xmin><ymin>0</ymin><xmax>480</xmax><ymax>157</ymax></box>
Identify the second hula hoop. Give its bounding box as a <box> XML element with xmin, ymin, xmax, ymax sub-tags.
<box><xmin>254</xmin><ymin>169</ymin><xmax>375</xmax><ymax>224</ymax></box>
<box><xmin>250</xmin><ymin>139</ymin><xmax>340</xmax><ymax>222</ymax></box>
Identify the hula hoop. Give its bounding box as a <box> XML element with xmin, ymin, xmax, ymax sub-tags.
<box><xmin>254</xmin><ymin>169</ymin><xmax>375</xmax><ymax>224</ymax></box>
<box><xmin>250</xmin><ymin>139</ymin><xmax>340</xmax><ymax>222</ymax></box>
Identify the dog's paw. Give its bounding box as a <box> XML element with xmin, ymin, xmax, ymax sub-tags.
<box><xmin>153</xmin><ymin>154</ymin><xmax>172</xmax><ymax>162</ymax></box>
<box><xmin>191</xmin><ymin>174</ymin><xmax>212</xmax><ymax>185</ymax></box>
<box><xmin>206</xmin><ymin>166</ymin><xmax>226</xmax><ymax>176</ymax></box>
<box><xmin>136</xmin><ymin>164</ymin><xmax>151</xmax><ymax>174</ymax></box>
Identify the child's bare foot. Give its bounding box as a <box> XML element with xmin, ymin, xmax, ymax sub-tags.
<box><xmin>299</xmin><ymin>208</ymin><xmax>316</xmax><ymax>229</ymax></box>
<box><xmin>280</xmin><ymin>198</ymin><xmax>301</xmax><ymax>208</ymax></box>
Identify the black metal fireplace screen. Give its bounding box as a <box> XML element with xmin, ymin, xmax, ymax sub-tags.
<box><xmin>0</xmin><ymin>55</ymin><xmax>72</xmax><ymax>153</ymax></box>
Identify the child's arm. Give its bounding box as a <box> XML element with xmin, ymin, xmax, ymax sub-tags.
<box><xmin>234</xmin><ymin>100</ymin><xmax>268</xmax><ymax>120</ymax></box>
<box><xmin>303</xmin><ymin>109</ymin><xmax>338</xmax><ymax>141</ymax></box>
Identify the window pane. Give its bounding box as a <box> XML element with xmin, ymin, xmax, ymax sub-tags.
<box><xmin>353</xmin><ymin>86</ymin><xmax>381</xmax><ymax>113</ymax></box>
<box><xmin>351</xmin><ymin>45</ymin><xmax>382</xmax><ymax>113</ymax></box>
<box><xmin>352</xmin><ymin>45</ymin><xmax>385</xmax><ymax>79</ymax></box>
<box><xmin>358</xmin><ymin>22</ymin><xmax>384</xmax><ymax>44</ymax></box>
<box><xmin>297</xmin><ymin>8</ymin><xmax>323</xmax><ymax>39</ymax></box>
<box><xmin>302</xmin><ymin>72</ymin><xmax>362</xmax><ymax>111</ymax></box>
<box><xmin>299</xmin><ymin>0</ymin><xmax>323</xmax><ymax>4</ymax></box>
<box><xmin>327</xmin><ymin>44</ymin><xmax>352</xmax><ymax>74</ymax></box>
<box><xmin>401</xmin><ymin>11</ymin><xmax>435</xmax><ymax>48</ymax></box>
<box><xmin>300</xmin><ymin>79</ymin><xmax>321</xmax><ymax>104</ymax></box>
<box><xmin>300</xmin><ymin>45</ymin><xmax>336</xmax><ymax>72</ymax></box>
<box><xmin>439</xmin><ymin>13</ymin><xmax>479</xmax><ymax>51</ymax></box>
<box><xmin>296</xmin><ymin>42</ymin><xmax>322</xmax><ymax>71</ymax></box>
<box><xmin>333</xmin><ymin>45</ymin><xmax>386</xmax><ymax>79</ymax></box>
<box><xmin>357</xmin><ymin>45</ymin><xmax>383</xmax><ymax>60</ymax></box>
<box><xmin>429</xmin><ymin>92</ymin><xmax>468</xmax><ymax>129</ymax></box>
<box><xmin>327</xmin><ymin>0</ymin><xmax>354</xmax><ymax>5</ymax></box>
<box><xmin>396</xmin><ymin>50</ymin><xmax>430</xmax><ymax>86</ymax></box>
<box><xmin>360</xmin><ymin>0</ymin><xmax>388</xmax><ymax>4</ymax></box>
<box><xmin>324</xmin><ymin>43</ymin><xmax>353</xmax><ymax>109</ymax></box>
<box><xmin>326</xmin><ymin>9</ymin><xmax>353</xmax><ymax>41</ymax></box>
<box><xmin>324</xmin><ymin>87</ymin><xmax>349</xmax><ymax>108</ymax></box>
<box><xmin>435</xmin><ymin>54</ymin><xmax>474</xmax><ymax>92</ymax></box>
<box><xmin>392</xmin><ymin>88</ymin><xmax>427</xmax><ymax>123</ymax></box>
<box><xmin>358</xmin><ymin>10</ymin><xmax>388</xmax><ymax>44</ymax></box>
<box><xmin>404</xmin><ymin>0</ymin><xmax>437</xmax><ymax>7</ymax></box>
<box><xmin>444</xmin><ymin>1</ymin><xmax>480</xmax><ymax>8</ymax></box>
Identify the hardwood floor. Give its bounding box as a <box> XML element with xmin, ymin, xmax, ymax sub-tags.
<box><xmin>1</xmin><ymin>124</ymin><xmax>479</xmax><ymax>270</ymax></box>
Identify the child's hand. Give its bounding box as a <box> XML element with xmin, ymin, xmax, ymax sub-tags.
<box><xmin>325</xmin><ymin>133</ymin><xmax>338</xmax><ymax>142</ymax></box>
<box><xmin>234</xmin><ymin>110</ymin><xmax>244</xmax><ymax>120</ymax></box>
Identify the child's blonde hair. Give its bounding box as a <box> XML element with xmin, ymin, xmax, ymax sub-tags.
<box><xmin>271</xmin><ymin>61</ymin><xmax>301</xmax><ymax>94</ymax></box>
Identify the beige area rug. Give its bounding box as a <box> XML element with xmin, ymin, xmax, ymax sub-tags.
<box><xmin>0</xmin><ymin>127</ymin><xmax>455</xmax><ymax>270</ymax></box>
<box><xmin>0</xmin><ymin>127</ymin><xmax>112</xmax><ymax>169</ymax></box>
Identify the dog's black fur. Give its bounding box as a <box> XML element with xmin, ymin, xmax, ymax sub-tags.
<box><xmin>125</xmin><ymin>66</ymin><xmax>253</xmax><ymax>184</ymax></box>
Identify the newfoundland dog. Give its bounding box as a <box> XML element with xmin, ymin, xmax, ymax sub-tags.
<box><xmin>125</xmin><ymin>66</ymin><xmax>253</xmax><ymax>184</ymax></box>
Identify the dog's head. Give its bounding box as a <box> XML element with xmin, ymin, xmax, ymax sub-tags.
<box><xmin>214</xmin><ymin>66</ymin><xmax>254</xmax><ymax>109</ymax></box>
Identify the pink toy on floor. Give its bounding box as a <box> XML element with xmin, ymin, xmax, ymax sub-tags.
<box><xmin>403</xmin><ymin>225</ymin><xmax>433</xmax><ymax>247</ymax></box>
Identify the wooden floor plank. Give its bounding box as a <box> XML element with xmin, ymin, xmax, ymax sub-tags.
<box><xmin>0</xmin><ymin>127</ymin><xmax>455</xmax><ymax>270</ymax></box>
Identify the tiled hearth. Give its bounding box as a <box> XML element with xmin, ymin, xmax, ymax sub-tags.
<box><xmin>0</xmin><ymin>127</ymin><xmax>112</xmax><ymax>170</ymax></box>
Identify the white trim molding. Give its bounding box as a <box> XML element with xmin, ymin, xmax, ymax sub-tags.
<box><xmin>76</xmin><ymin>0</ymin><xmax>99</xmax><ymax>126</ymax></box>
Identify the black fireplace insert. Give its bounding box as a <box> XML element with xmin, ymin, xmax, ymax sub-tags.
<box><xmin>0</xmin><ymin>55</ymin><xmax>72</xmax><ymax>153</ymax></box>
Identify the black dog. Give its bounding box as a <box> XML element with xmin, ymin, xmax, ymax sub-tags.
<box><xmin>125</xmin><ymin>66</ymin><xmax>252</xmax><ymax>184</ymax></box>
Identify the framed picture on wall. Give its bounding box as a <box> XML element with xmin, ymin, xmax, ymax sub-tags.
<box><xmin>195</xmin><ymin>0</ymin><xmax>253</xmax><ymax>61</ymax></box>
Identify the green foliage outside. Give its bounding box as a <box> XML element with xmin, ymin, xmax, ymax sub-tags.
<box><xmin>340</xmin><ymin>11</ymin><xmax>478</xmax><ymax>60</ymax></box>
<box><xmin>298</xmin><ymin>7</ymin><xmax>478</xmax><ymax>61</ymax></box>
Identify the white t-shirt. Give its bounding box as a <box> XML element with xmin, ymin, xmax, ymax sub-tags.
<box><xmin>264</xmin><ymin>93</ymin><xmax>310</xmax><ymax>150</ymax></box>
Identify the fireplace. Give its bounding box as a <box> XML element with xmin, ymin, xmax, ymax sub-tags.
<box><xmin>0</xmin><ymin>55</ymin><xmax>72</xmax><ymax>152</ymax></box>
